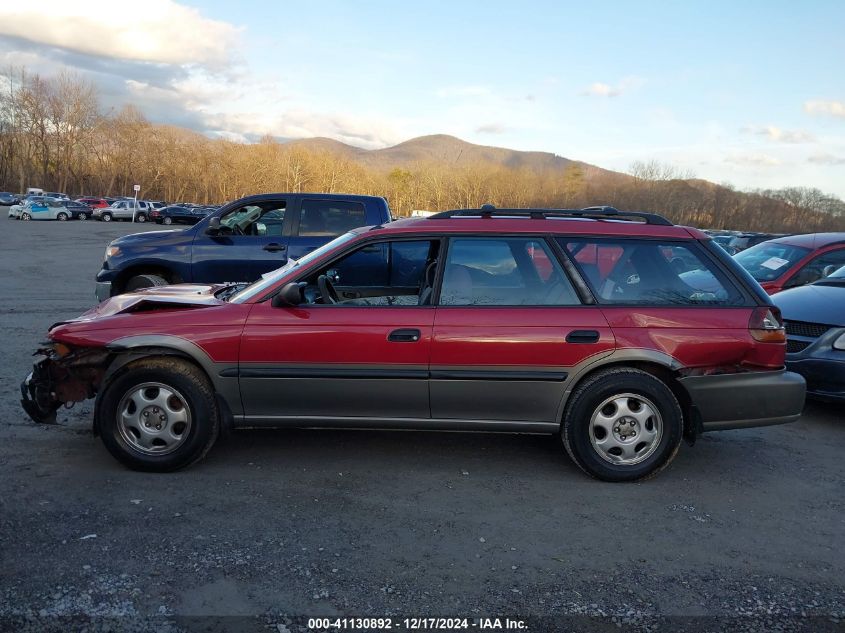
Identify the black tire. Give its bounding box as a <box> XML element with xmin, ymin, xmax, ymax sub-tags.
<box><xmin>124</xmin><ymin>273</ymin><xmax>168</xmax><ymax>293</ymax></box>
<box><xmin>97</xmin><ymin>358</ymin><xmax>219</xmax><ymax>471</ymax></box>
<box><xmin>163</xmin><ymin>216</ymin><xmax>173</xmax><ymax>225</ymax></box>
<box><xmin>101</xmin><ymin>212</ymin><xmax>112</xmax><ymax>222</ymax></box>
<box><xmin>136</xmin><ymin>213</ymin><xmax>147</xmax><ymax>223</ymax></box>
<box><xmin>78</xmin><ymin>212</ymin><xmax>88</xmax><ymax>221</ymax></box>
<box><xmin>57</xmin><ymin>212</ymin><xmax>68</xmax><ymax>221</ymax></box>
<box><xmin>562</xmin><ymin>368</ymin><xmax>683</xmax><ymax>482</ymax></box>
<box><xmin>21</xmin><ymin>212</ymin><xmax>31</xmax><ymax>221</ymax></box>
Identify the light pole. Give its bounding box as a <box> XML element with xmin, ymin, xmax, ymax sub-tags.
<box><xmin>132</xmin><ymin>184</ymin><xmax>140</xmax><ymax>222</ymax></box>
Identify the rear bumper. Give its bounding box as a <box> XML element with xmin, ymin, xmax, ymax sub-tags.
<box><xmin>679</xmin><ymin>369</ymin><xmax>806</xmax><ymax>432</ymax></box>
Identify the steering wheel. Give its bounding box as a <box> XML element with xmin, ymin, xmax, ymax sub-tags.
<box><xmin>317</xmin><ymin>274</ymin><xmax>339</xmax><ymax>304</ymax></box>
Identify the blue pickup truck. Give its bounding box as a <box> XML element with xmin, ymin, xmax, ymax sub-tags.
<box><xmin>95</xmin><ymin>193</ymin><xmax>391</xmax><ymax>300</ymax></box>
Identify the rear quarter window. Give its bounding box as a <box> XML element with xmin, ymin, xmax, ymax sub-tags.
<box><xmin>559</xmin><ymin>238</ymin><xmax>746</xmax><ymax>306</ymax></box>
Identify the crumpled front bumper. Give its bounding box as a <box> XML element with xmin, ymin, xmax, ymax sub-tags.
<box><xmin>20</xmin><ymin>358</ymin><xmax>62</xmax><ymax>424</ymax></box>
<box><xmin>20</xmin><ymin>348</ymin><xmax>109</xmax><ymax>425</ymax></box>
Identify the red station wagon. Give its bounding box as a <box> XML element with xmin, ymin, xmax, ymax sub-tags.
<box><xmin>21</xmin><ymin>205</ymin><xmax>806</xmax><ymax>481</ymax></box>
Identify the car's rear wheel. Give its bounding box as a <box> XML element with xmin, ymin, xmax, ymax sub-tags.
<box><xmin>124</xmin><ymin>273</ymin><xmax>168</xmax><ymax>293</ymax></box>
<box><xmin>78</xmin><ymin>212</ymin><xmax>88</xmax><ymax>221</ymax></box>
<box><xmin>136</xmin><ymin>213</ymin><xmax>147</xmax><ymax>223</ymax></box>
<box><xmin>97</xmin><ymin>358</ymin><xmax>219</xmax><ymax>471</ymax></box>
<box><xmin>562</xmin><ymin>368</ymin><xmax>683</xmax><ymax>482</ymax></box>
<box><xmin>101</xmin><ymin>212</ymin><xmax>112</xmax><ymax>222</ymax></box>
<box><xmin>163</xmin><ymin>216</ymin><xmax>173</xmax><ymax>225</ymax></box>
<box><xmin>57</xmin><ymin>212</ymin><xmax>68</xmax><ymax>221</ymax></box>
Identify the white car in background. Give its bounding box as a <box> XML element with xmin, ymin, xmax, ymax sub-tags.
<box><xmin>15</xmin><ymin>197</ymin><xmax>72</xmax><ymax>221</ymax></box>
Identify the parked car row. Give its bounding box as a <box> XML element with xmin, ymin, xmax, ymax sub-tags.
<box><xmin>6</xmin><ymin>194</ymin><xmax>219</xmax><ymax>223</ymax></box>
<box><xmin>7</xmin><ymin>197</ymin><xmax>94</xmax><ymax>221</ymax></box>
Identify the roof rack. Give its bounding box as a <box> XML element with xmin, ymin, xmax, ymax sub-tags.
<box><xmin>428</xmin><ymin>204</ymin><xmax>673</xmax><ymax>226</ymax></box>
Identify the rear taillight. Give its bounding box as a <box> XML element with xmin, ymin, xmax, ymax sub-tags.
<box><xmin>749</xmin><ymin>307</ymin><xmax>785</xmax><ymax>343</ymax></box>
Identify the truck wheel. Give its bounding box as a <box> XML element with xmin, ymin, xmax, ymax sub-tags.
<box><xmin>57</xmin><ymin>212</ymin><xmax>68</xmax><ymax>221</ymax></box>
<box><xmin>562</xmin><ymin>368</ymin><xmax>683</xmax><ymax>482</ymax></box>
<box><xmin>97</xmin><ymin>358</ymin><xmax>219</xmax><ymax>471</ymax></box>
<box><xmin>101</xmin><ymin>212</ymin><xmax>112</xmax><ymax>222</ymax></box>
<box><xmin>124</xmin><ymin>274</ymin><xmax>168</xmax><ymax>293</ymax></box>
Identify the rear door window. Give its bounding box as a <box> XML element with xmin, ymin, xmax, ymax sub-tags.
<box><xmin>439</xmin><ymin>237</ymin><xmax>579</xmax><ymax>306</ymax></box>
<box><xmin>559</xmin><ymin>238</ymin><xmax>745</xmax><ymax>305</ymax></box>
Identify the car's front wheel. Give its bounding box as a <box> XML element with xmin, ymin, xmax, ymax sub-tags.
<box><xmin>97</xmin><ymin>358</ymin><xmax>220</xmax><ymax>471</ymax></box>
<box><xmin>57</xmin><ymin>212</ymin><xmax>68</xmax><ymax>221</ymax></box>
<box><xmin>562</xmin><ymin>368</ymin><xmax>683</xmax><ymax>482</ymax></box>
<box><xmin>78</xmin><ymin>212</ymin><xmax>88</xmax><ymax>221</ymax></box>
<box><xmin>101</xmin><ymin>212</ymin><xmax>112</xmax><ymax>222</ymax></box>
<box><xmin>21</xmin><ymin>212</ymin><xmax>31</xmax><ymax>220</ymax></box>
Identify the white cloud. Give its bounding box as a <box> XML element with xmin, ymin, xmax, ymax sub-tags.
<box><xmin>476</xmin><ymin>123</ymin><xmax>507</xmax><ymax>135</ymax></box>
<box><xmin>804</xmin><ymin>100</ymin><xmax>845</xmax><ymax>119</ymax></box>
<box><xmin>742</xmin><ymin>125</ymin><xmax>816</xmax><ymax>143</ymax></box>
<box><xmin>808</xmin><ymin>153</ymin><xmax>845</xmax><ymax>165</ymax></box>
<box><xmin>581</xmin><ymin>76</ymin><xmax>645</xmax><ymax>98</ymax></box>
<box><xmin>582</xmin><ymin>82</ymin><xmax>621</xmax><ymax>98</ymax></box>
<box><xmin>0</xmin><ymin>0</ymin><xmax>241</xmax><ymax>69</ymax></box>
<box><xmin>724</xmin><ymin>154</ymin><xmax>782</xmax><ymax>167</ymax></box>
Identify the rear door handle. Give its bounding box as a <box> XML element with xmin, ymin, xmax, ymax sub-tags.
<box><xmin>566</xmin><ymin>330</ymin><xmax>600</xmax><ymax>344</ymax></box>
<box><xmin>263</xmin><ymin>243</ymin><xmax>287</xmax><ymax>252</ymax></box>
<box><xmin>388</xmin><ymin>329</ymin><xmax>421</xmax><ymax>343</ymax></box>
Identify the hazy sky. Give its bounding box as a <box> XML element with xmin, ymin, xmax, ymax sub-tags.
<box><xmin>1</xmin><ymin>0</ymin><xmax>843</xmax><ymax>195</ymax></box>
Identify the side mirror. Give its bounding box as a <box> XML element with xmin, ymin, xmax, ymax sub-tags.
<box><xmin>271</xmin><ymin>282</ymin><xmax>305</xmax><ymax>307</ymax></box>
<box><xmin>205</xmin><ymin>216</ymin><xmax>221</xmax><ymax>235</ymax></box>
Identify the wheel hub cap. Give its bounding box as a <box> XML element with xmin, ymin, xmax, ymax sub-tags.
<box><xmin>116</xmin><ymin>383</ymin><xmax>192</xmax><ymax>456</ymax></box>
<box><xmin>589</xmin><ymin>393</ymin><xmax>663</xmax><ymax>466</ymax></box>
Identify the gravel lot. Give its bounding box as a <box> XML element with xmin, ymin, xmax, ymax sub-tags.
<box><xmin>0</xmin><ymin>218</ymin><xmax>843</xmax><ymax>632</ymax></box>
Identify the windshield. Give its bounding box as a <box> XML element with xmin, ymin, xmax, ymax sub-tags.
<box><xmin>733</xmin><ymin>241</ymin><xmax>810</xmax><ymax>281</ymax></box>
<box><xmin>228</xmin><ymin>231</ymin><xmax>359</xmax><ymax>303</ymax></box>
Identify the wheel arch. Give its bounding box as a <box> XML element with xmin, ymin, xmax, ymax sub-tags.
<box><xmin>558</xmin><ymin>350</ymin><xmax>696</xmax><ymax>442</ymax></box>
<box><xmin>94</xmin><ymin>336</ymin><xmax>238</xmax><ymax>435</ymax></box>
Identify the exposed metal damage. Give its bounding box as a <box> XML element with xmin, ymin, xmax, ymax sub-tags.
<box><xmin>20</xmin><ymin>344</ymin><xmax>110</xmax><ymax>425</ymax></box>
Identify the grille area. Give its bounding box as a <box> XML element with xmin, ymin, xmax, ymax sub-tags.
<box><xmin>786</xmin><ymin>339</ymin><xmax>811</xmax><ymax>354</ymax></box>
<box><xmin>784</xmin><ymin>321</ymin><xmax>831</xmax><ymax>338</ymax></box>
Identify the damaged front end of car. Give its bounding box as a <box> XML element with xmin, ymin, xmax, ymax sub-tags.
<box><xmin>20</xmin><ymin>342</ymin><xmax>111</xmax><ymax>425</ymax></box>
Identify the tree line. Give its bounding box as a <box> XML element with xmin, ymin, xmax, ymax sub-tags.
<box><xmin>1</xmin><ymin>67</ymin><xmax>843</xmax><ymax>232</ymax></box>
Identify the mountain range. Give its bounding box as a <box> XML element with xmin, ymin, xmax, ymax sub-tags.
<box><xmin>286</xmin><ymin>134</ymin><xmax>617</xmax><ymax>180</ymax></box>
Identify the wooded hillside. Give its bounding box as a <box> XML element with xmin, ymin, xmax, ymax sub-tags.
<box><xmin>2</xmin><ymin>68</ymin><xmax>843</xmax><ymax>232</ymax></box>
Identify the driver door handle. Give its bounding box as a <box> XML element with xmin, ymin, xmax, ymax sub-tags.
<box><xmin>263</xmin><ymin>243</ymin><xmax>286</xmax><ymax>252</ymax></box>
<box><xmin>388</xmin><ymin>329</ymin><xmax>421</xmax><ymax>342</ymax></box>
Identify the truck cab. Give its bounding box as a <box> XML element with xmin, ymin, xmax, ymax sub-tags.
<box><xmin>95</xmin><ymin>193</ymin><xmax>391</xmax><ymax>299</ymax></box>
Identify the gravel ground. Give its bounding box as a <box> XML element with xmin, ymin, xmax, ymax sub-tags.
<box><xmin>0</xmin><ymin>218</ymin><xmax>843</xmax><ymax>632</ymax></box>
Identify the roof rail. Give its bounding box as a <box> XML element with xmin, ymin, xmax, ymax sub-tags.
<box><xmin>428</xmin><ymin>204</ymin><xmax>673</xmax><ymax>226</ymax></box>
